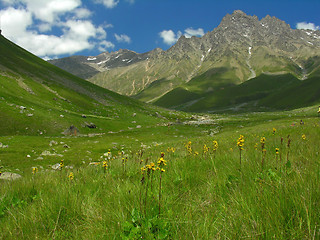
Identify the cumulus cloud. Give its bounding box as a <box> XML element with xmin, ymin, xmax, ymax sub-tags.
<box><xmin>94</xmin><ymin>0</ymin><xmax>119</xmax><ymax>8</ymax></box>
<box><xmin>0</xmin><ymin>0</ymin><xmax>114</xmax><ymax>58</ymax></box>
<box><xmin>296</xmin><ymin>22</ymin><xmax>320</xmax><ymax>31</ymax></box>
<box><xmin>99</xmin><ymin>40</ymin><xmax>115</xmax><ymax>52</ymax></box>
<box><xmin>159</xmin><ymin>30</ymin><xmax>182</xmax><ymax>45</ymax></box>
<box><xmin>23</xmin><ymin>0</ymin><xmax>82</xmax><ymax>23</ymax></box>
<box><xmin>114</xmin><ymin>33</ymin><xmax>131</xmax><ymax>43</ymax></box>
<box><xmin>159</xmin><ymin>27</ymin><xmax>205</xmax><ymax>45</ymax></box>
<box><xmin>184</xmin><ymin>28</ymin><xmax>205</xmax><ymax>38</ymax></box>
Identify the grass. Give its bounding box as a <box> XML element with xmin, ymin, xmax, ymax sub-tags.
<box><xmin>1</xmin><ymin>108</ymin><xmax>320</xmax><ymax>239</ymax></box>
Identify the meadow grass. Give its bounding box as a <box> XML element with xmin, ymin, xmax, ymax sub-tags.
<box><xmin>1</xmin><ymin>111</ymin><xmax>319</xmax><ymax>239</ymax></box>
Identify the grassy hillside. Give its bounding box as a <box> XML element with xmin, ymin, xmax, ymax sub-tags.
<box><xmin>155</xmin><ymin>73</ymin><xmax>302</xmax><ymax>112</ymax></box>
<box><xmin>0</xmin><ymin>35</ymin><xmax>177</xmax><ymax>136</ymax></box>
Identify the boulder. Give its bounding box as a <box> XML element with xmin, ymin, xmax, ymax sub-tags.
<box><xmin>0</xmin><ymin>172</ymin><xmax>22</xmax><ymax>181</ymax></box>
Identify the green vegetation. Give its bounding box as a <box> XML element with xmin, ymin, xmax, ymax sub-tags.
<box><xmin>1</xmin><ymin>109</ymin><xmax>320</xmax><ymax>239</ymax></box>
<box><xmin>1</xmin><ymin>34</ymin><xmax>320</xmax><ymax>239</ymax></box>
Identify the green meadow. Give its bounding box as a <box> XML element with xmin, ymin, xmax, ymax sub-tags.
<box><xmin>1</xmin><ymin>107</ymin><xmax>320</xmax><ymax>239</ymax></box>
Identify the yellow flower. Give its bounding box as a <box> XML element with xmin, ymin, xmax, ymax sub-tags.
<box><xmin>68</xmin><ymin>172</ymin><xmax>74</xmax><ymax>180</ymax></box>
<box><xmin>32</xmin><ymin>167</ymin><xmax>38</xmax><ymax>174</ymax></box>
<box><xmin>275</xmin><ymin>148</ymin><xmax>279</xmax><ymax>155</ymax></box>
<box><xmin>237</xmin><ymin>135</ymin><xmax>244</xmax><ymax>149</ymax></box>
<box><xmin>212</xmin><ymin>140</ymin><xmax>218</xmax><ymax>151</ymax></box>
<box><xmin>60</xmin><ymin>160</ymin><xmax>64</xmax><ymax>170</ymax></box>
<box><xmin>302</xmin><ymin>134</ymin><xmax>306</xmax><ymax>140</ymax></box>
<box><xmin>272</xmin><ymin>128</ymin><xmax>276</xmax><ymax>134</ymax></box>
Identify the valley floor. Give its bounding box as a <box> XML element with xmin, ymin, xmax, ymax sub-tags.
<box><xmin>1</xmin><ymin>107</ymin><xmax>320</xmax><ymax>239</ymax></box>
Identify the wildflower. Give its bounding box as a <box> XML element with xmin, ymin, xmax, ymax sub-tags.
<box><xmin>203</xmin><ymin>144</ymin><xmax>209</xmax><ymax>154</ymax></box>
<box><xmin>59</xmin><ymin>160</ymin><xmax>64</xmax><ymax>170</ymax></box>
<box><xmin>302</xmin><ymin>134</ymin><xmax>306</xmax><ymax>140</ymax></box>
<box><xmin>272</xmin><ymin>128</ymin><xmax>276</xmax><ymax>135</ymax></box>
<box><xmin>260</xmin><ymin>137</ymin><xmax>266</xmax><ymax>151</ymax></box>
<box><xmin>141</xmin><ymin>166</ymin><xmax>146</xmax><ymax>174</ymax></box>
<box><xmin>212</xmin><ymin>140</ymin><xmax>218</xmax><ymax>152</ymax></box>
<box><xmin>32</xmin><ymin>167</ymin><xmax>38</xmax><ymax>174</ymax></box>
<box><xmin>68</xmin><ymin>172</ymin><xmax>74</xmax><ymax>180</ymax></box>
<box><xmin>185</xmin><ymin>141</ymin><xmax>192</xmax><ymax>155</ymax></box>
<box><xmin>103</xmin><ymin>160</ymin><xmax>108</xmax><ymax>172</ymax></box>
<box><xmin>254</xmin><ymin>143</ymin><xmax>258</xmax><ymax>150</ymax></box>
<box><xmin>157</xmin><ymin>157</ymin><xmax>167</xmax><ymax>167</ymax></box>
<box><xmin>275</xmin><ymin>148</ymin><xmax>279</xmax><ymax>155</ymax></box>
<box><xmin>237</xmin><ymin>135</ymin><xmax>244</xmax><ymax>150</ymax></box>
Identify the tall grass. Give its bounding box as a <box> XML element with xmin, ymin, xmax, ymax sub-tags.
<box><xmin>1</xmin><ymin>116</ymin><xmax>319</xmax><ymax>239</ymax></box>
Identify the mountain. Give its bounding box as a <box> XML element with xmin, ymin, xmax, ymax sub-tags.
<box><xmin>49</xmin><ymin>10</ymin><xmax>320</xmax><ymax>109</ymax></box>
<box><xmin>0</xmin><ymin>34</ymin><xmax>168</xmax><ymax>135</ymax></box>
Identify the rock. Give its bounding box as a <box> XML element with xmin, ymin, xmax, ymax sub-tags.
<box><xmin>63</xmin><ymin>144</ymin><xmax>70</xmax><ymax>148</ymax></box>
<box><xmin>82</xmin><ymin>114</ymin><xmax>87</xmax><ymax>118</ymax></box>
<box><xmin>27</xmin><ymin>113</ymin><xmax>33</xmax><ymax>117</ymax></box>
<box><xmin>132</xmin><ymin>113</ymin><xmax>136</xmax><ymax>117</ymax></box>
<box><xmin>136</xmin><ymin>125</ymin><xmax>141</xmax><ymax>128</ymax></box>
<box><xmin>85</xmin><ymin>122</ymin><xmax>97</xmax><ymax>129</ymax></box>
<box><xmin>51</xmin><ymin>163</ymin><xmax>61</xmax><ymax>170</ymax></box>
<box><xmin>49</xmin><ymin>140</ymin><xmax>58</xmax><ymax>146</ymax></box>
<box><xmin>0</xmin><ymin>172</ymin><xmax>22</xmax><ymax>181</ymax></box>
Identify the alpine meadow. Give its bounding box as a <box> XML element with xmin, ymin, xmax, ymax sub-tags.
<box><xmin>1</xmin><ymin>9</ymin><xmax>320</xmax><ymax>240</ymax></box>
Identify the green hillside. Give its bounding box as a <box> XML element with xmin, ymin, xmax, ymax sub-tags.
<box><xmin>155</xmin><ymin>74</ymin><xmax>302</xmax><ymax>112</ymax></box>
<box><xmin>0</xmin><ymin>35</ymin><xmax>173</xmax><ymax>136</ymax></box>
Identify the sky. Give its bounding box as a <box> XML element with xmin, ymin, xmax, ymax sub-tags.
<box><xmin>0</xmin><ymin>0</ymin><xmax>319</xmax><ymax>60</ymax></box>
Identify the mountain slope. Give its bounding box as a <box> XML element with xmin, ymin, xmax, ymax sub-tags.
<box><xmin>0</xmin><ymin>34</ymin><xmax>167</xmax><ymax>135</ymax></box>
<box><xmin>50</xmin><ymin>10</ymin><xmax>320</xmax><ymax>105</ymax></box>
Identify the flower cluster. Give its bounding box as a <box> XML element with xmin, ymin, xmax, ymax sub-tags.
<box><xmin>203</xmin><ymin>144</ymin><xmax>209</xmax><ymax>155</ymax></box>
<box><xmin>260</xmin><ymin>137</ymin><xmax>266</xmax><ymax>151</ymax></box>
<box><xmin>68</xmin><ymin>172</ymin><xmax>74</xmax><ymax>180</ymax></box>
<box><xmin>167</xmin><ymin>147</ymin><xmax>176</xmax><ymax>153</ymax></box>
<box><xmin>32</xmin><ymin>167</ymin><xmax>38</xmax><ymax>175</ymax></box>
<box><xmin>212</xmin><ymin>140</ymin><xmax>218</xmax><ymax>152</ymax></box>
<box><xmin>103</xmin><ymin>160</ymin><xmax>108</xmax><ymax>172</ymax></box>
<box><xmin>185</xmin><ymin>141</ymin><xmax>192</xmax><ymax>155</ymax></box>
<box><xmin>237</xmin><ymin>135</ymin><xmax>245</xmax><ymax>150</ymax></box>
<box><xmin>60</xmin><ymin>160</ymin><xmax>64</xmax><ymax>170</ymax></box>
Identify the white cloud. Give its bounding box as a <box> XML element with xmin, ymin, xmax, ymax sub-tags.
<box><xmin>159</xmin><ymin>30</ymin><xmax>182</xmax><ymax>45</ymax></box>
<box><xmin>0</xmin><ymin>1</ymin><xmax>114</xmax><ymax>57</ymax></box>
<box><xmin>94</xmin><ymin>0</ymin><xmax>119</xmax><ymax>8</ymax></box>
<box><xmin>184</xmin><ymin>27</ymin><xmax>205</xmax><ymax>38</ymax></box>
<box><xmin>99</xmin><ymin>40</ymin><xmax>115</xmax><ymax>52</ymax></box>
<box><xmin>159</xmin><ymin>27</ymin><xmax>204</xmax><ymax>45</ymax></box>
<box><xmin>74</xmin><ymin>8</ymin><xmax>92</xmax><ymax>19</ymax></box>
<box><xmin>22</xmin><ymin>0</ymin><xmax>82</xmax><ymax>23</ymax></box>
<box><xmin>114</xmin><ymin>33</ymin><xmax>131</xmax><ymax>43</ymax></box>
<box><xmin>296</xmin><ymin>22</ymin><xmax>320</xmax><ymax>31</ymax></box>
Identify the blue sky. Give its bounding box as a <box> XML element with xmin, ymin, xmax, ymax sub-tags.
<box><xmin>0</xmin><ymin>0</ymin><xmax>319</xmax><ymax>59</ymax></box>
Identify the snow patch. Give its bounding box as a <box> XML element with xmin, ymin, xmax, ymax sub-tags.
<box><xmin>201</xmin><ymin>55</ymin><xmax>205</xmax><ymax>61</ymax></box>
<box><xmin>87</xmin><ymin>57</ymin><xmax>97</xmax><ymax>61</ymax></box>
<box><xmin>248</xmin><ymin>47</ymin><xmax>252</xmax><ymax>55</ymax></box>
<box><xmin>207</xmin><ymin>48</ymin><xmax>211</xmax><ymax>53</ymax></box>
<box><xmin>97</xmin><ymin>60</ymin><xmax>108</xmax><ymax>65</ymax></box>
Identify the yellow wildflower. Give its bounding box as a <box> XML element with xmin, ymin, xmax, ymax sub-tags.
<box><xmin>68</xmin><ymin>172</ymin><xmax>74</xmax><ymax>180</ymax></box>
<box><xmin>32</xmin><ymin>167</ymin><xmax>38</xmax><ymax>174</ymax></box>
<box><xmin>302</xmin><ymin>134</ymin><xmax>306</xmax><ymax>140</ymax></box>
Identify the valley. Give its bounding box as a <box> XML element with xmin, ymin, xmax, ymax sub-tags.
<box><xmin>0</xmin><ymin>9</ymin><xmax>320</xmax><ymax>239</ymax></box>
